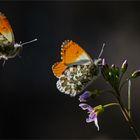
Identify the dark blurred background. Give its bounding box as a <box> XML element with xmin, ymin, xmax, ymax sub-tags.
<box><xmin>0</xmin><ymin>1</ymin><xmax>140</xmax><ymax>139</ymax></box>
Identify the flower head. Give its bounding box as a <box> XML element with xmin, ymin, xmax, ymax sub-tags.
<box><xmin>79</xmin><ymin>91</ymin><xmax>91</xmax><ymax>102</ymax></box>
<box><xmin>79</xmin><ymin>103</ymin><xmax>104</xmax><ymax>131</ymax></box>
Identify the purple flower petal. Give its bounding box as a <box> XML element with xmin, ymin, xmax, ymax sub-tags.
<box><xmin>79</xmin><ymin>103</ymin><xmax>101</xmax><ymax>131</ymax></box>
<box><xmin>86</xmin><ymin>117</ymin><xmax>94</xmax><ymax>123</ymax></box>
<box><xmin>79</xmin><ymin>91</ymin><xmax>91</xmax><ymax>102</ymax></box>
<box><xmin>89</xmin><ymin>111</ymin><xmax>96</xmax><ymax>119</ymax></box>
<box><xmin>86</xmin><ymin>111</ymin><xmax>99</xmax><ymax>131</ymax></box>
<box><xmin>94</xmin><ymin>117</ymin><xmax>99</xmax><ymax>131</ymax></box>
<box><xmin>79</xmin><ymin>103</ymin><xmax>93</xmax><ymax>112</ymax></box>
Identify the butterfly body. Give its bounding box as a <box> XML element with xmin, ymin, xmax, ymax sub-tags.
<box><xmin>0</xmin><ymin>43</ymin><xmax>22</xmax><ymax>60</ymax></box>
<box><xmin>52</xmin><ymin>40</ymin><xmax>102</xmax><ymax>97</ymax></box>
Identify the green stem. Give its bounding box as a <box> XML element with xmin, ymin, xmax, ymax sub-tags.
<box><xmin>120</xmin><ymin>78</ymin><xmax>131</xmax><ymax>91</ymax></box>
<box><xmin>103</xmin><ymin>103</ymin><xmax>119</xmax><ymax>108</ymax></box>
<box><xmin>117</xmin><ymin>98</ymin><xmax>140</xmax><ymax>140</ymax></box>
<box><xmin>128</xmin><ymin>79</ymin><xmax>131</xmax><ymax>118</ymax></box>
<box><xmin>119</xmin><ymin>72</ymin><xmax>124</xmax><ymax>83</ymax></box>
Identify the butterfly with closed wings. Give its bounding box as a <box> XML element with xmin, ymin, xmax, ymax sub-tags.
<box><xmin>52</xmin><ymin>40</ymin><xmax>105</xmax><ymax>97</ymax></box>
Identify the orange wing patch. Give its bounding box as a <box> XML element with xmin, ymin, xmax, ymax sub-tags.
<box><xmin>52</xmin><ymin>61</ymin><xmax>68</xmax><ymax>78</ymax></box>
<box><xmin>0</xmin><ymin>12</ymin><xmax>14</xmax><ymax>43</ymax></box>
<box><xmin>61</xmin><ymin>40</ymin><xmax>85</xmax><ymax>64</ymax></box>
<box><xmin>52</xmin><ymin>40</ymin><xmax>91</xmax><ymax>78</ymax></box>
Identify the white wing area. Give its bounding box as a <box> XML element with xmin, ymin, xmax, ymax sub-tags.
<box><xmin>76</xmin><ymin>53</ymin><xmax>93</xmax><ymax>64</ymax></box>
<box><xmin>67</xmin><ymin>53</ymin><xmax>93</xmax><ymax>66</ymax></box>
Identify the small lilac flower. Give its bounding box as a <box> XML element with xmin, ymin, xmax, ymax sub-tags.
<box><xmin>86</xmin><ymin>111</ymin><xmax>99</xmax><ymax>131</ymax></box>
<box><xmin>79</xmin><ymin>103</ymin><xmax>104</xmax><ymax>131</ymax></box>
<box><xmin>79</xmin><ymin>91</ymin><xmax>91</xmax><ymax>102</ymax></box>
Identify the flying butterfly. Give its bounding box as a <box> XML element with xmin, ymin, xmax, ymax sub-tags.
<box><xmin>0</xmin><ymin>12</ymin><xmax>37</xmax><ymax>63</ymax></box>
<box><xmin>52</xmin><ymin>40</ymin><xmax>105</xmax><ymax>97</ymax></box>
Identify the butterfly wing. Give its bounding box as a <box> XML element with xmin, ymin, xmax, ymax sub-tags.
<box><xmin>56</xmin><ymin>64</ymin><xmax>100</xmax><ymax>97</ymax></box>
<box><xmin>0</xmin><ymin>12</ymin><xmax>15</xmax><ymax>45</ymax></box>
<box><xmin>52</xmin><ymin>40</ymin><xmax>93</xmax><ymax>78</ymax></box>
<box><xmin>61</xmin><ymin>40</ymin><xmax>93</xmax><ymax>65</ymax></box>
<box><xmin>52</xmin><ymin>61</ymin><xmax>68</xmax><ymax>78</ymax></box>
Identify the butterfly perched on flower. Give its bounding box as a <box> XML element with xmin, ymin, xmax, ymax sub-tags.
<box><xmin>0</xmin><ymin>12</ymin><xmax>37</xmax><ymax>63</ymax></box>
<box><xmin>52</xmin><ymin>40</ymin><xmax>105</xmax><ymax>97</ymax></box>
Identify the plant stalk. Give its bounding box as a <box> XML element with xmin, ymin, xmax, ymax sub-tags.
<box><xmin>128</xmin><ymin>79</ymin><xmax>131</xmax><ymax>118</ymax></box>
<box><xmin>117</xmin><ymin>98</ymin><xmax>140</xmax><ymax>140</ymax></box>
<box><xmin>103</xmin><ymin>103</ymin><xmax>119</xmax><ymax>108</ymax></box>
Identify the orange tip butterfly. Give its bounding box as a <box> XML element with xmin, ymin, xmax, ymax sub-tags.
<box><xmin>0</xmin><ymin>12</ymin><xmax>37</xmax><ymax>63</ymax></box>
<box><xmin>52</xmin><ymin>40</ymin><xmax>105</xmax><ymax>97</ymax></box>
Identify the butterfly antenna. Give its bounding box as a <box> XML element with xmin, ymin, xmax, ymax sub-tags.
<box><xmin>21</xmin><ymin>38</ymin><xmax>37</xmax><ymax>46</ymax></box>
<box><xmin>98</xmin><ymin>43</ymin><xmax>105</xmax><ymax>58</ymax></box>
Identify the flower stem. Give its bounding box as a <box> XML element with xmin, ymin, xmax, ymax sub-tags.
<box><xmin>103</xmin><ymin>103</ymin><xmax>119</xmax><ymax>108</ymax></box>
<box><xmin>128</xmin><ymin>79</ymin><xmax>131</xmax><ymax>118</ymax></box>
<box><xmin>120</xmin><ymin>77</ymin><xmax>131</xmax><ymax>92</ymax></box>
<box><xmin>117</xmin><ymin>97</ymin><xmax>140</xmax><ymax>140</ymax></box>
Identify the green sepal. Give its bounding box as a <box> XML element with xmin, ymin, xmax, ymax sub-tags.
<box><xmin>121</xmin><ymin>60</ymin><xmax>128</xmax><ymax>73</ymax></box>
<box><xmin>131</xmin><ymin>70</ymin><xmax>140</xmax><ymax>78</ymax></box>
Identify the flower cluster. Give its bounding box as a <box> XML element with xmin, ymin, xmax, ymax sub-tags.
<box><xmin>101</xmin><ymin>59</ymin><xmax>140</xmax><ymax>94</ymax></box>
<box><xmin>78</xmin><ymin>59</ymin><xmax>140</xmax><ymax>137</ymax></box>
<box><xmin>56</xmin><ymin>56</ymin><xmax>140</xmax><ymax>138</ymax></box>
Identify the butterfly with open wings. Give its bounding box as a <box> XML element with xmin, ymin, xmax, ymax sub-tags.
<box><xmin>52</xmin><ymin>40</ymin><xmax>105</xmax><ymax>97</ymax></box>
<box><xmin>0</xmin><ymin>12</ymin><xmax>37</xmax><ymax>63</ymax></box>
